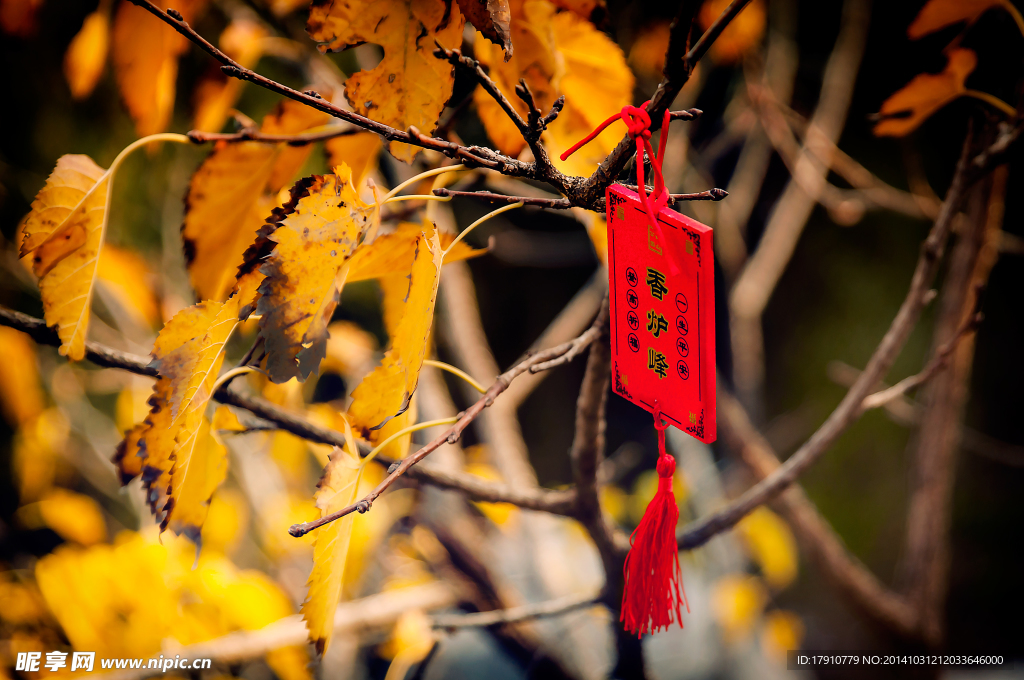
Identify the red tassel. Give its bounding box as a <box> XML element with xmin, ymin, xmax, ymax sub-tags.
<box><xmin>620</xmin><ymin>404</ymin><xmax>690</xmax><ymax>637</ymax></box>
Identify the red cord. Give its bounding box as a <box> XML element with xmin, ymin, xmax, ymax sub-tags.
<box><xmin>560</xmin><ymin>102</ymin><xmax>679</xmax><ymax>272</ymax></box>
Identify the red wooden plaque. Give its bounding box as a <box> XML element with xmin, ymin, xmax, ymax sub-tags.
<box><xmin>606</xmin><ymin>184</ymin><xmax>716</xmax><ymax>444</ymax></box>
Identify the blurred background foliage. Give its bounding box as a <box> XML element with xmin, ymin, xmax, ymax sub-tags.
<box><xmin>0</xmin><ymin>0</ymin><xmax>1021</xmax><ymax>678</ymax></box>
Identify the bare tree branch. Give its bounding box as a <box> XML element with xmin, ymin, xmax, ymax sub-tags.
<box><xmin>432</xmin><ymin>590</ymin><xmax>601</xmax><ymax>629</ymax></box>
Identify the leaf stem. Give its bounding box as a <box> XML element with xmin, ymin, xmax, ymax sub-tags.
<box><xmin>422</xmin><ymin>359</ymin><xmax>486</xmax><ymax>393</ymax></box>
<box><xmin>210</xmin><ymin>365</ymin><xmax>269</xmax><ymax>395</ymax></box>
<box><xmin>381</xmin><ymin>194</ymin><xmax>453</xmax><ymax>205</ymax></box>
<box><xmin>381</xmin><ymin>164</ymin><xmax>466</xmax><ymax>204</ymax></box>
<box><xmin>962</xmin><ymin>90</ymin><xmax>1017</xmax><ymax>118</ymax></box>
<box><xmin>443</xmin><ymin>201</ymin><xmax>524</xmax><ymax>258</ymax></box>
<box><xmin>361</xmin><ymin>417</ymin><xmax>460</xmax><ymax>468</ymax></box>
<box><xmin>999</xmin><ymin>0</ymin><xmax>1024</xmax><ymax>36</ymax></box>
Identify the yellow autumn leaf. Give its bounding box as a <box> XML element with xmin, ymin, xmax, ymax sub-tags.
<box><xmin>474</xmin><ymin>0</ymin><xmax>560</xmax><ymax>157</ymax></box>
<box><xmin>63</xmin><ymin>9</ymin><xmax>110</xmax><ymax>100</ymax></box>
<box><xmin>379</xmin><ymin>609</ymin><xmax>434</xmax><ymax>680</ymax></box>
<box><xmin>0</xmin><ymin>326</ymin><xmax>43</xmax><ymax>426</ymax></box>
<box><xmin>112</xmin><ymin>0</ymin><xmax>205</xmax><ymax>136</ymax></box>
<box><xmin>550</xmin><ymin>0</ymin><xmax>603</xmax><ymax>19</ymax></box>
<box><xmin>760</xmin><ymin>609</ymin><xmax>805</xmax><ymax>664</ymax></box>
<box><xmin>321</xmin><ymin>321</ymin><xmax>378</xmax><ymax>378</ymax></box>
<box><xmin>12</xmin><ymin>409</ymin><xmax>68</xmax><ymax>502</ymax></box>
<box><xmin>908</xmin><ymin>0</ymin><xmax>1013</xmax><ymax>39</ymax></box>
<box><xmin>873</xmin><ymin>48</ymin><xmax>977</xmax><ymax>137</ymax></box>
<box><xmin>0</xmin><ymin>573</ymin><xmax>48</xmax><ymax>625</ymax></box>
<box><xmin>19</xmin><ymin>154</ymin><xmax>109</xmax><ymax>361</ymax></box>
<box><xmin>302</xmin><ymin>447</ymin><xmax>362</xmax><ymax>655</ymax></box>
<box><xmin>96</xmin><ymin>244</ymin><xmax>161</xmax><ymax>327</ymax></box>
<box><xmin>347</xmin><ymin>222</ymin><xmax>442</xmax><ymax>438</ymax></box>
<box><xmin>545</xmin><ymin>8</ymin><xmax>635</xmax><ymax>178</ymax></box>
<box><xmin>735</xmin><ymin>506</ymin><xmax>798</xmax><ymax>590</ymax></box>
<box><xmin>324</xmin><ymin>132</ymin><xmax>382</xmax><ymax>187</ymax></box>
<box><xmin>711</xmin><ymin>574</ymin><xmax>767</xmax><ymax>643</ymax></box>
<box><xmin>17</xmin><ymin>489</ymin><xmax>107</xmax><ymax>546</ymax></box>
<box><xmin>133</xmin><ymin>275</ymin><xmax>259</xmax><ymax>538</ymax></box>
<box><xmin>628</xmin><ymin>21</ymin><xmax>671</xmax><ymax>79</ymax></box>
<box><xmin>113</xmin><ymin>421</ymin><xmax>146</xmax><ymax>485</ymax></box>
<box><xmin>347</xmin><ymin>221</ymin><xmax>486</xmax><ymax>283</ymax></box>
<box><xmin>193</xmin><ymin>19</ymin><xmax>268</xmax><ymax>133</ymax></box>
<box><xmin>307</xmin><ymin>0</ymin><xmax>465</xmax><ymax>162</ymax></box>
<box><xmin>253</xmin><ymin>165</ymin><xmax>373</xmax><ymax>383</ymax></box>
<box><xmin>464</xmin><ymin>459</ymin><xmax>517</xmax><ymax>525</ymax></box>
<box><xmin>457</xmin><ymin>0</ymin><xmax>512</xmax><ymax>55</ymax></box>
<box><xmin>183</xmin><ymin>99</ymin><xmax>331</xmax><ymax>302</ymax></box>
<box><xmin>698</xmin><ymin>0</ymin><xmax>766</xmax><ymax>64</ymax></box>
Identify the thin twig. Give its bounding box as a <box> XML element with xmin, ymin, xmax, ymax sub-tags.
<box><xmin>435</xmin><ymin>45</ymin><xmax>527</xmax><ymax>134</ymax></box>
<box><xmin>432</xmin><ymin>590</ymin><xmax>601</xmax><ymax>629</ymax></box>
<box><xmin>0</xmin><ymin>306</ymin><xmax>575</xmax><ymax>514</ymax></box>
<box><xmin>186</xmin><ymin>125</ymin><xmax>362</xmax><ymax>146</ymax></box>
<box><xmin>288</xmin><ymin>322</ymin><xmax>604</xmax><ymax>536</ymax></box>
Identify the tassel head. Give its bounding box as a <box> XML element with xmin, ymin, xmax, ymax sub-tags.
<box><xmin>620</xmin><ymin>404</ymin><xmax>690</xmax><ymax>637</ymax></box>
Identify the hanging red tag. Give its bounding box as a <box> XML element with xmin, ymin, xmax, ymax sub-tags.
<box><xmin>606</xmin><ymin>185</ymin><xmax>716</xmax><ymax>444</ymax></box>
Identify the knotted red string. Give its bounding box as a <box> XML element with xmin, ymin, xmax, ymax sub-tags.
<box><xmin>560</xmin><ymin>102</ymin><xmax>680</xmax><ymax>272</ymax></box>
<box><xmin>620</xmin><ymin>402</ymin><xmax>690</xmax><ymax>637</ymax></box>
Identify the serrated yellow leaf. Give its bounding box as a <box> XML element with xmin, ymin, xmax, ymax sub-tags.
<box><xmin>302</xmin><ymin>448</ymin><xmax>361</xmax><ymax>655</ymax></box>
<box><xmin>0</xmin><ymin>326</ymin><xmax>43</xmax><ymax>426</ymax></box>
<box><xmin>112</xmin><ymin>0</ymin><xmax>205</xmax><ymax>136</ymax></box>
<box><xmin>874</xmin><ymin>48</ymin><xmax>978</xmax><ymax>137</ymax></box>
<box><xmin>347</xmin><ymin>222</ymin><xmax>486</xmax><ymax>283</ymax></box>
<box><xmin>307</xmin><ymin>0</ymin><xmax>465</xmax><ymax>162</ymax></box>
<box><xmin>347</xmin><ymin>222</ymin><xmax>442</xmax><ymax>438</ymax></box>
<box><xmin>253</xmin><ymin>166</ymin><xmax>373</xmax><ymax>383</ymax></box>
<box><xmin>20</xmin><ymin>154</ymin><xmax>109</xmax><ymax>361</ymax></box>
<box><xmin>193</xmin><ymin>19</ymin><xmax>268</xmax><ymax>133</ymax></box>
<box><xmin>132</xmin><ymin>276</ymin><xmax>259</xmax><ymax>538</ymax></box>
<box><xmin>113</xmin><ymin>421</ymin><xmax>146</xmax><ymax>485</ymax></box>
<box><xmin>183</xmin><ymin>99</ymin><xmax>331</xmax><ymax>302</ymax></box>
<box><xmin>324</xmin><ymin>132</ymin><xmax>382</xmax><ymax>187</ymax></box>
<box><xmin>63</xmin><ymin>9</ymin><xmax>110</xmax><ymax>100</ymax></box>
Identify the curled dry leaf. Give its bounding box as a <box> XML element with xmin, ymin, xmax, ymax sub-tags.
<box><xmin>112</xmin><ymin>0</ymin><xmax>206</xmax><ymax>136</ymax></box>
<box><xmin>457</xmin><ymin>0</ymin><xmax>513</xmax><ymax>57</ymax></box>
<box><xmin>307</xmin><ymin>0</ymin><xmax>465</xmax><ymax>162</ymax></box>
<box><xmin>64</xmin><ymin>9</ymin><xmax>110</xmax><ymax>100</ymax></box>
<box><xmin>347</xmin><ymin>222</ymin><xmax>443</xmax><ymax>438</ymax></box>
<box><xmin>873</xmin><ymin>48</ymin><xmax>977</xmax><ymax>137</ymax></box>
<box><xmin>908</xmin><ymin>0</ymin><xmax>1009</xmax><ymax>39</ymax></box>
<box><xmin>20</xmin><ymin>154</ymin><xmax>109</xmax><ymax>361</ymax></box>
<box><xmin>248</xmin><ymin>165</ymin><xmax>373</xmax><ymax>383</ymax></box>
<box><xmin>302</xmin><ymin>446</ymin><xmax>361</xmax><ymax>655</ymax></box>
<box><xmin>183</xmin><ymin>99</ymin><xmax>330</xmax><ymax>302</ymax></box>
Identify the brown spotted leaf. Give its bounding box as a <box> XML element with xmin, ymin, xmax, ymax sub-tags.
<box><xmin>457</xmin><ymin>0</ymin><xmax>512</xmax><ymax>57</ymax></box>
<box><xmin>254</xmin><ymin>165</ymin><xmax>373</xmax><ymax>383</ymax></box>
<box><xmin>307</xmin><ymin>0</ymin><xmax>465</xmax><ymax>162</ymax></box>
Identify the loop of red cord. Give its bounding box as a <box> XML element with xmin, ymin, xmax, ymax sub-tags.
<box><xmin>560</xmin><ymin>101</ymin><xmax>677</xmax><ymax>272</ymax></box>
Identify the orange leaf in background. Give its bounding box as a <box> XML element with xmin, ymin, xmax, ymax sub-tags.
<box><xmin>17</xmin><ymin>489</ymin><xmax>107</xmax><ymax>546</ymax></box>
<box><xmin>325</xmin><ymin>132</ymin><xmax>382</xmax><ymax>187</ymax></box>
<box><xmin>307</xmin><ymin>0</ymin><xmax>465</xmax><ymax>162</ymax></box>
<box><xmin>64</xmin><ymin>9</ymin><xmax>110</xmax><ymax>100</ymax></box>
<box><xmin>193</xmin><ymin>19</ymin><xmax>268</xmax><ymax>133</ymax></box>
<box><xmin>96</xmin><ymin>245</ymin><xmax>161</xmax><ymax>327</ymax></box>
<box><xmin>112</xmin><ymin>0</ymin><xmax>205</xmax><ymax>137</ymax></box>
<box><xmin>628</xmin><ymin>21</ymin><xmax>671</xmax><ymax>79</ymax></box>
<box><xmin>908</xmin><ymin>0</ymin><xmax>1010</xmax><ymax>39</ymax></box>
<box><xmin>873</xmin><ymin>48</ymin><xmax>977</xmax><ymax>137</ymax></box>
<box><xmin>458</xmin><ymin>0</ymin><xmax>513</xmax><ymax>56</ymax></box>
<box><xmin>550</xmin><ymin>0</ymin><xmax>604</xmax><ymax>20</ymax></box>
<box><xmin>474</xmin><ymin>0</ymin><xmax>560</xmax><ymax>157</ymax></box>
<box><xmin>183</xmin><ymin>99</ymin><xmax>331</xmax><ymax>302</ymax></box>
<box><xmin>302</xmin><ymin>446</ymin><xmax>361</xmax><ymax>655</ymax></box>
<box><xmin>545</xmin><ymin>8</ymin><xmax>635</xmax><ymax>178</ymax></box>
<box><xmin>252</xmin><ymin>166</ymin><xmax>373</xmax><ymax>383</ymax></box>
<box><xmin>0</xmin><ymin>327</ymin><xmax>43</xmax><ymax>427</ymax></box>
<box><xmin>698</xmin><ymin>0</ymin><xmax>766</xmax><ymax>64</ymax></box>
<box><xmin>347</xmin><ymin>223</ymin><xmax>442</xmax><ymax>438</ymax></box>
<box><xmin>20</xmin><ymin>154</ymin><xmax>109</xmax><ymax>361</ymax></box>
<box><xmin>269</xmin><ymin>0</ymin><xmax>309</xmax><ymax>16</ymax></box>
<box><xmin>0</xmin><ymin>0</ymin><xmax>43</xmax><ymax>36</ymax></box>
